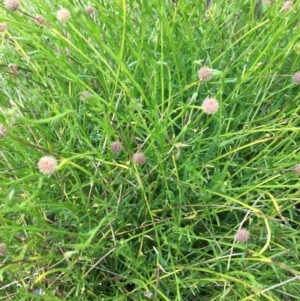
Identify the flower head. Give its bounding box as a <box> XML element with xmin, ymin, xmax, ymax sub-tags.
<box><xmin>198</xmin><ymin>67</ymin><xmax>212</xmax><ymax>81</ymax></box>
<box><xmin>295</xmin><ymin>164</ymin><xmax>300</xmax><ymax>174</ymax></box>
<box><xmin>85</xmin><ymin>6</ymin><xmax>95</xmax><ymax>15</ymax></box>
<box><xmin>4</xmin><ymin>0</ymin><xmax>19</xmax><ymax>11</ymax></box>
<box><xmin>133</xmin><ymin>152</ymin><xmax>146</xmax><ymax>165</ymax></box>
<box><xmin>0</xmin><ymin>243</ymin><xmax>7</xmax><ymax>256</ymax></box>
<box><xmin>292</xmin><ymin>72</ymin><xmax>300</xmax><ymax>84</ymax></box>
<box><xmin>38</xmin><ymin>156</ymin><xmax>57</xmax><ymax>175</ymax></box>
<box><xmin>235</xmin><ymin>228</ymin><xmax>250</xmax><ymax>243</ymax></box>
<box><xmin>144</xmin><ymin>291</ymin><xmax>153</xmax><ymax>299</ymax></box>
<box><xmin>0</xmin><ymin>23</ymin><xmax>8</xmax><ymax>32</ymax></box>
<box><xmin>8</xmin><ymin>63</ymin><xmax>18</xmax><ymax>77</ymax></box>
<box><xmin>0</xmin><ymin>124</ymin><xmax>8</xmax><ymax>138</ymax></box>
<box><xmin>201</xmin><ymin>97</ymin><xmax>219</xmax><ymax>114</ymax></box>
<box><xmin>34</xmin><ymin>15</ymin><xmax>45</xmax><ymax>25</ymax></box>
<box><xmin>57</xmin><ymin>8</ymin><xmax>71</xmax><ymax>23</ymax></box>
<box><xmin>79</xmin><ymin>91</ymin><xmax>92</xmax><ymax>102</ymax></box>
<box><xmin>282</xmin><ymin>1</ymin><xmax>293</xmax><ymax>11</ymax></box>
<box><xmin>111</xmin><ymin>141</ymin><xmax>122</xmax><ymax>154</ymax></box>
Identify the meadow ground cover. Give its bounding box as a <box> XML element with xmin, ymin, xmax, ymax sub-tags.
<box><xmin>0</xmin><ymin>0</ymin><xmax>300</xmax><ymax>300</ymax></box>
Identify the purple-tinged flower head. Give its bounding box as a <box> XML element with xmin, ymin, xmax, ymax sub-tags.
<box><xmin>85</xmin><ymin>6</ymin><xmax>95</xmax><ymax>15</ymax></box>
<box><xmin>111</xmin><ymin>141</ymin><xmax>122</xmax><ymax>154</ymax></box>
<box><xmin>57</xmin><ymin>8</ymin><xmax>71</xmax><ymax>23</ymax></box>
<box><xmin>282</xmin><ymin>1</ymin><xmax>293</xmax><ymax>11</ymax></box>
<box><xmin>295</xmin><ymin>164</ymin><xmax>300</xmax><ymax>174</ymax></box>
<box><xmin>133</xmin><ymin>152</ymin><xmax>146</xmax><ymax>165</ymax></box>
<box><xmin>4</xmin><ymin>0</ymin><xmax>19</xmax><ymax>11</ymax></box>
<box><xmin>292</xmin><ymin>72</ymin><xmax>300</xmax><ymax>84</ymax></box>
<box><xmin>38</xmin><ymin>156</ymin><xmax>57</xmax><ymax>175</ymax></box>
<box><xmin>235</xmin><ymin>228</ymin><xmax>250</xmax><ymax>243</ymax></box>
<box><xmin>0</xmin><ymin>243</ymin><xmax>6</xmax><ymax>256</ymax></box>
<box><xmin>201</xmin><ymin>97</ymin><xmax>219</xmax><ymax>115</ymax></box>
<box><xmin>35</xmin><ymin>15</ymin><xmax>45</xmax><ymax>25</ymax></box>
<box><xmin>144</xmin><ymin>291</ymin><xmax>153</xmax><ymax>298</ymax></box>
<box><xmin>0</xmin><ymin>124</ymin><xmax>8</xmax><ymax>138</ymax></box>
<box><xmin>0</xmin><ymin>23</ymin><xmax>8</xmax><ymax>32</ymax></box>
<box><xmin>198</xmin><ymin>67</ymin><xmax>212</xmax><ymax>81</ymax></box>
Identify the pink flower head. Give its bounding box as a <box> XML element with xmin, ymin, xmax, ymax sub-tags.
<box><xmin>282</xmin><ymin>1</ymin><xmax>293</xmax><ymax>11</ymax></box>
<box><xmin>35</xmin><ymin>15</ymin><xmax>45</xmax><ymax>25</ymax></box>
<box><xmin>198</xmin><ymin>67</ymin><xmax>212</xmax><ymax>81</ymax></box>
<box><xmin>85</xmin><ymin>6</ymin><xmax>95</xmax><ymax>15</ymax></box>
<box><xmin>38</xmin><ymin>156</ymin><xmax>57</xmax><ymax>175</ymax></box>
<box><xmin>295</xmin><ymin>164</ymin><xmax>300</xmax><ymax>174</ymax></box>
<box><xmin>4</xmin><ymin>0</ymin><xmax>19</xmax><ymax>11</ymax></box>
<box><xmin>0</xmin><ymin>23</ymin><xmax>8</xmax><ymax>32</ymax></box>
<box><xmin>201</xmin><ymin>97</ymin><xmax>219</xmax><ymax>114</ymax></box>
<box><xmin>57</xmin><ymin>8</ymin><xmax>71</xmax><ymax>23</ymax></box>
<box><xmin>292</xmin><ymin>72</ymin><xmax>300</xmax><ymax>84</ymax></box>
<box><xmin>111</xmin><ymin>141</ymin><xmax>122</xmax><ymax>154</ymax></box>
<box><xmin>133</xmin><ymin>152</ymin><xmax>146</xmax><ymax>165</ymax></box>
<box><xmin>0</xmin><ymin>124</ymin><xmax>7</xmax><ymax>137</ymax></box>
<box><xmin>235</xmin><ymin>228</ymin><xmax>250</xmax><ymax>243</ymax></box>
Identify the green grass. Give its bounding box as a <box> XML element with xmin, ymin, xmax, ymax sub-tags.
<box><xmin>1</xmin><ymin>0</ymin><xmax>300</xmax><ymax>300</ymax></box>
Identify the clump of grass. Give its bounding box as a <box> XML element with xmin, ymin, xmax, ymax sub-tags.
<box><xmin>1</xmin><ymin>0</ymin><xmax>300</xmax><ymax>300</ymax></box>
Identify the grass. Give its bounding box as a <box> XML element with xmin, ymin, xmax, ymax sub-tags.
<box><xmin>0</xmin><ymin>0</ymin><xmax>300</xmax><ymax>300</ymax></box>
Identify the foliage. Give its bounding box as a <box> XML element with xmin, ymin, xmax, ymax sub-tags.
<box><xmin>0</xmin><ymin>0</ymin><xmax>300</xmax><ymax>300</ymax></box>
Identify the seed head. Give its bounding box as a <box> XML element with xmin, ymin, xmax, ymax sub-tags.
<box><xmin>34</xmin><ymin>15</ymin><xmax>45</xmax><ymax>25</ymax></box>
<box><xmin>57</xmin><ymin>8</ymin><xmax>71</xmax><ymax>23</ymax></box>
<box><xmin>198</xmin><ymin>67</ymin><xmax>212</xmax><ymax>81</ymax></box>
<box><xmin>111</xmin><ymin>141</ymin><xmax>122</xmax><ymax>154</ymax></box>
<box><xmin>292</xmin><ymin>72</ymin><xmax>300</xmax><ymax>84</ymax></box>
<box><xmin>38</xmin><ymin>156</ymin><xmax>57</xmax><ymax>175</ymax></box>
<box><xmin>0</xmin><ymin>23</ymin><xmax>8</xmax><ymax>32</ymax></box>
<box><xmin>4</xmin><ymin>0</ymin><xmax>19</xmax><ymax>11</ymax></box>
<box><xmin>201</xmin><ymin>97</ymin><xmax>219</xmax><ymax>114</ymax></box>
<box><xmin>235</xmin><ymin>228</ymin><xmax>250</xmax><ymax>244</ymax></box>
<box><xmin>85</xmin><ymin>6</ymin><xmax>95</xmax><ymax>15</ymax></box>
<box><xmin>282</xmin><ymin>1</ymin><xmax>293</xmax><ymax>11</ymax></box>
<box><xmin>133</xmin><ymin>152</ymin><xmax>146</xmax><ymax>165</ymax></box>
<box><xmin>0</xmin><ymin>243</ymin><xmax>6</xmax><ymax>256</ymax></box>
<box><xmin>295</xmin><ymin>164</ymin><xmax>300</xmax><ymax>174</ymax></box>
<box><xmin>79</xmin><ymin>91</ymin><xmax>92</xmax><ymax>102</ymax></box>
<box><xmin>0</xmin><ymin>124</ymin><xmax>8</xmax><ymax>138</ymax></box>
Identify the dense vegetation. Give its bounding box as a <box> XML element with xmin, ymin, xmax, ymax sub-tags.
<box><xmin>0</xmin><ymin>0</ymin><xmax>300</xmax><ymax>300</ymax></box>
